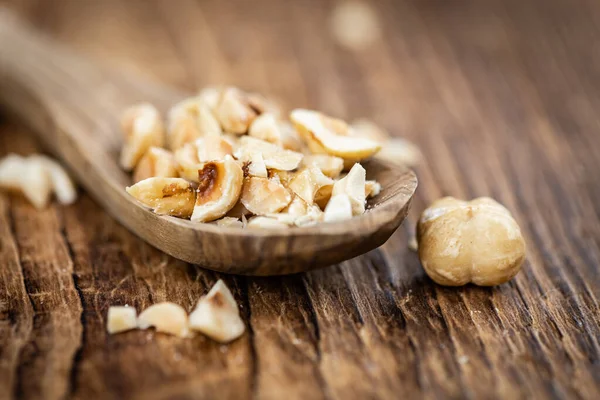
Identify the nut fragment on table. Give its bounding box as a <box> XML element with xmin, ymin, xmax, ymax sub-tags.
<box><xmin>126</xmin><ymin>177</ymin><xmax>196</xmax><ymax>218</ymax></box>
<box><xmin>191</xmin><ymin>156</ymin><xmax>244</xmax><ymax>222</ymax></box>
<box><xmin>281</xmin><ymin>195</ymin><xmax>308</xmax><ymax>217</ymax></box>
<box><xmin>245</xmin><ymin>152</ymin><xmax>268</xmax><ymax>178</ymax></box>
<box><xmin>173</xmin><ymin>142</ymin><xmax>202</xmax><ymax>181</ymax></box>
<box><xmin>107</xmin><ymin>306</ymin><xmax>137</xmax><ymax>334</ymax></box>
<box><xmin>29</xmin><ymin>155</ymin><xmax>77</xmax><ymax>205</ymax></box>
<box><xmin>137</xmin><ymin>302</ymin><xmax>191</xmax><ymax>338</ymax></box>
<box><xmin>417</xmin><ymin>197</ymin><xmax>526</xmax><ymax>286</ymax></box>
<box><xmin>0</xmin><ymin>153</ymin><xmax>77</xmax><ymax>208</ymax></box>
<box><xmin>189</xmin><ymin>280</ymin><xmax>245</xmax><ymax>343</ymax></box>
<box><xmin>120</xmin><ymin>103</ymin><xmax>165</xmax><ymax>170</ymax></box>
<box><xmin>133</xmin><ymin>147</ymin><xmax>177</xmax><ymax>183</ymax></box>
<box><xmin>278</xmin><ymin>121</ymin><xmax>305</xmax><ymax>152</ymax></box>
<box><xmin>294</xmin><ymin>204</ymin><xmax>324</xmax><ymax>226</ymax></box>
<box><xmin>167</xmin><ymin>97</ymin><xmax>221</xmax><ymax>150</ymax></box>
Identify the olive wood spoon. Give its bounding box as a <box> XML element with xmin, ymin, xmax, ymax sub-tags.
<box><xmin>0</xmin><ymin>10</ymin><xmax>417</xmax><ymax>275</ymax></box>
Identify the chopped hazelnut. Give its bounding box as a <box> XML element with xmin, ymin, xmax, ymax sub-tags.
<box><xmin>27</xmin><ymin>155</ymin><xmax>77</xmax><ymax>205</ymax></box>
<box><xmin>133</xmin><ymin>147</ymin><xmax>177</xmax><ymax>183</ymax></box>
<box><xmin>246</xmin><ymin>153</ymin><xmax>268</xmax><ymax>178</ymax></box>
<box><xmin>189</xmin><ymin>280</ymin><xmax>245</xmax><ymax>343</ymax></box>
<box><xmin>212</xmin><ymin>217</ymin><xmax>244</xmax><ymax>228</ymax></box>
<box><xmin>214</xmin><ymin>87</ymin><xmax>258</xmax><ymax>134</ymax></box>
<box><xmin>190</xmin><ymin>156</ymin><xmax>244</xmax><ymax>222</ymax></box>
<box><xmin>0</xmin><ymin>154</ymin><xmax>52</xmax><ymax>209</ymax></box>
<box><xmin>291</xmin><ymin>109</ymin><xmax>381</xmax><ymax>160</ymax></box>
<box><xmin>138</xmin><ymin>302</ymin><xmax>191</xmax><ymax>338</ymax></box>
<box><xmin>126</xmin><ymin>177</ymin><xmax>196</xmax><ymax>218</ymax></box>
<box><xmin>331</xmin><ymin>163</ymin><xmax>366</xmax><ymax>215</ymax></box>
<box><xmin>167</xmin><ymin>97</ymin><xmax>222</xmax><ymax>150</ymax></box>
<box><xmin>120</xmin><ymin>103</ymin><xmax>165</xmax><ymax>170</ymax></box>
<box><xmin>107</xmin><ymin>306</ymin><xmax>137</xmax><ymax>334</ymax></box>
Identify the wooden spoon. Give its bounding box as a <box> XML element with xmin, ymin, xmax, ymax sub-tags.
<box><xmin>0</xmin><ymin>10</ymin><xmax>417</xmax><ymax>275</ymax></box>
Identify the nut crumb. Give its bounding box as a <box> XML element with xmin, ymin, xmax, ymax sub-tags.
<box><xmin>138</xmin><ymin>302</ymin><xmax>191</xmax><ymax>338</ymax></box>
<box><xmin>189</xmin><ymin>280</ymin><xmax>245</xmax><ymax>343</ymax></box>
<box><xmin>107</xmin><ymin>306</ymin><xmax>137</xmax><ymax>334</ymax></box>
<box><xmin>0</xmin><ymin>153</ymin><xmax>77</xmax><ymax>208</ymax></box>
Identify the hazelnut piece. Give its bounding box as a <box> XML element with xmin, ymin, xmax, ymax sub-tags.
<box><xmin>302</xmin><ymin>154</ymin><xmax>344</xmax><ymax>179</ymax></box>
<box><xmin>167</xmin><ymin>97</ymin><xmax>221</xmax><ymax>150</ymax></box>
<box><xmin>120</xmin><ymin>103</ymin><xmax>165</xmax><ymax>170</ymax></box>
<box><xmin>417</xmin><ymin>197</ymin><xmax>526</xmax><ymax>286</ymax></box>
<box><xmin>138</xmin><ymin>302</ymin><xmax>191</xmax><ymax>338</ymax></box>
<box><xmin>240</xmin><ymin>177</ymin><xmax>292</xmax><ymax>215</ymax></box>
<box><xmin>191</xmin><ymin>156</ymin><xmax>244</xmax><ymax>222</ymax></box>
<box><xmin>189</xmin><ymin>280</ymin><xmax>245</xmax><ymax>343</ymax></box>
<box><xmin>290</xmin><ymin>109</ymin><xmax>381</xmax><ymax>160</ymax></box>
<box><xmin>126</xmin><ymin>177</ymin><xmax>196</xmax><ymax>218</ymax></box>
<box><xmin>288</xmin><ymin>166</ymin><xmax>334</xmax><ymax>206</ymax></box>
<box><xmin>324</xmin><ymin>193</ymin><xmax>354</xmax><ymax>223</ymax></box>
<box><xmin>331</xmin><ymin>163</ymin><xmax>366</xmax><ymax>215</ymax></box>
<box><xmin>107</xmin><ymin>306</ymin><xmax>137</xmax><ymax>334</ymax></box>
<box><xmin>133</xmin><ymin>147</ymin><xmax>177</xmax><ymax>183</ymax></box>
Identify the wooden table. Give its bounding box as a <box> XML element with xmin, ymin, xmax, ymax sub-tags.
<box><xmin>0</xmin><ymin>0</ymin><xmax>598</xmax><ymax>399</ymax></box>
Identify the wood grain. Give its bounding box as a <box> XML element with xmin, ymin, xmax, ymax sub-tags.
<box><xmin>0</xmin><ymin>0</ymin><xmax>598</xmax><ymax>399</ymax></box>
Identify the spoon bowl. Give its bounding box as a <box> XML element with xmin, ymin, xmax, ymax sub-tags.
<box><xmin>0</xmin><ymin>10</ymin><xmax>417</xmax><ymax>275</ymax></box>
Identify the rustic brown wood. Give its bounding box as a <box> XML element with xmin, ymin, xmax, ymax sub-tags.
<box><xmin>0</xmin><ymin>9</ymin><xmax>417</xmax><ymax>275</ymax></box>
<box><xmin>0</xmin><ymin>0</ymin><xmax>598</xmax><ymax>399</ymax></box>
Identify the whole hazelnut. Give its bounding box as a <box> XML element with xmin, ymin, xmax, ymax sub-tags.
<box><xmin>417</xmin><ymin>197</ymin><xmax>526</xmax><ymax>286</ymax></box>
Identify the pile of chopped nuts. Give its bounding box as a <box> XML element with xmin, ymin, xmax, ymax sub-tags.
<box><xmin>121</xmin><ymin>86</ymin><xmax>418</xmax><ymax>228</ymax></box>
<box><xmin>0</xmin><ymin>153</ymin><xmax>77</xmax><ymax>208</ymax></box>
<box><xmin>107</xmin><ymin>279</ymin><xmax>245</xmax><ymax>343</ymax></box>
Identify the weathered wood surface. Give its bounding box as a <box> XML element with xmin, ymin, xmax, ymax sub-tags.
<box><xmin>0</xmin><ymin>0</ymin><xmax>598</xmax><ymax>399</ymax></box>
